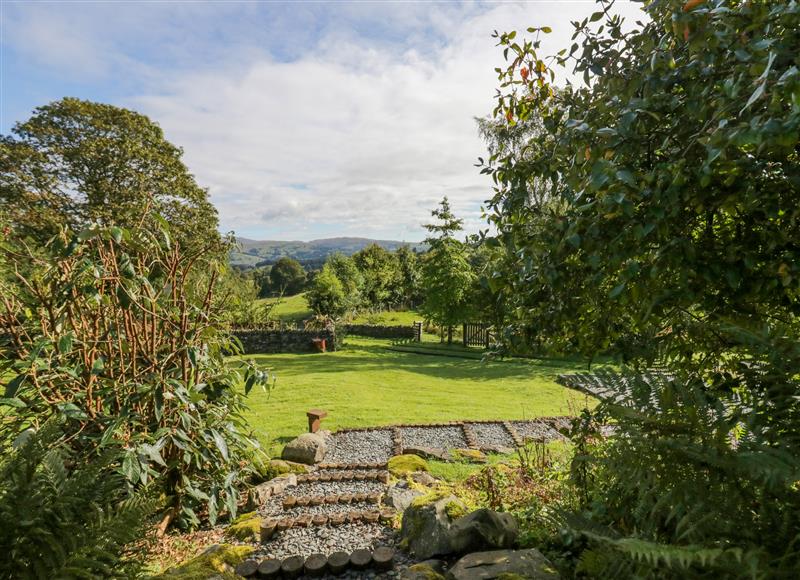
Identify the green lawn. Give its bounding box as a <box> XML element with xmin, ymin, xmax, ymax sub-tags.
<box><xmin>236</xmin><ymin>337</ymin><xmax>596</xmax><ymax>455</ymax></box>
<box><xmin>350</xmin><ymin>309</ymin><xmax>423</xmax><ymax>326</ymax></box>
<box><xmin>257</xmin><ymin>293</ymin><xmax>313</xmax><ymax>322</ymax></box>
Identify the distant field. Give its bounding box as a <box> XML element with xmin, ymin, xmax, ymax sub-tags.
<box><xmin>257</xmin><ymin>293</ymin><xmax>313</xmax><ymax>322</ymax></box>
<box><xmin>235</xmin><ymin>337</ymin><xmax>597</xmax><ymax>454</ymax></box>
<box><xmin>350</xmin><ymin>309</ymin><xmax>422</xmax><ymax>326</ymax></box>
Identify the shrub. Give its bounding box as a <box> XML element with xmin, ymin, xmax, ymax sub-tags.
<box><xmin>0</xmin><ymin>423</ymin><xmax>158</xmax><ymax>578</ymax></box>
<box><xmin>0</xmin><ymin>218</ymin><xmax>272</xmax><ymax>530</ymax></box>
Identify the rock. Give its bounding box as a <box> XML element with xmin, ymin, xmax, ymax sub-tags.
<box><xmin>400</xmin><ymin>494</ymin><xmax>466</xmax><ymax>559</ymax></box>
<box><xmin>479</xmin><ymin>445</ymin><xmax>514</xmax><ymax>455</ymax></box>
<box><xmin>160</xmin><ymin>543</ymin><xmax>253</xmax><ymax>578</ymax></box>
<box><xmin>269</xmin><ymin>459</ymin><xmax>310</xmax><ymax>475</ymax></box>
<box><xmin>282</xmin><ymin>432</ymin><xmax>328</xmax><ymax>464</ymax></box>
<box><xmin>385</xmin><ymin>484</ymin><xmax>425</xmax><ymax>511</ymax></box>
<box><xmin>446</xmin><ymin>549</ymin><xmax>560</xmax><ymax>580</ymax></box>
<box><xmin>403</xmin><ymin>446</ymin><xmax>450</xmax><ymax>461</ymax></box>
<box><xmin>224</xmin><ymin>511</ymin><xmax>262</xmax><ymax>542</ymax></box>
<box><xmin>400</xmin><ymin>563</ymin><xmax>446</xmax><ymax>580</ymax></box>
<box><xmin>448</xmin><ymin>509</ymin><xmax>519</xmax><ymax>554</ymax></box>
<box><xmin>388</xmin><ymin>454</ymin><xmax>429</xmax><ymax>476</ymax></box>
<box><xmin>449</xmin><ymin>449</ymin><xmax>488</xmax><ymax>464</ymax></box>
<box><xmin>418</xmin><ymin>560</ymin><xmax>447</xmax><ymax>574</ymax></box>
<box><xmin>410</xmin><ymin>472</ymin><xmax>438</xmax><ymax>486</ymax></box>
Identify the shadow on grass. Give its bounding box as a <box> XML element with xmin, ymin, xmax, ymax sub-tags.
<box><xmin>245</xmin><ymin>341</ymin><xmax>591</xmax><ymax>383</ymax></box>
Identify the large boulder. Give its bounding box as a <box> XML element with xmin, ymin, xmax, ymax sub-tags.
<box><xmin>448</xmin><ymin>509</ymin><xmax>519</xmax><ymax>554</ymax></box>
<box><xmin>401</xmin><ymin>494</ymin><xmax>467</xmax><ymax>559</ymax></box>
<box><xmin>281</xmin><ymin>431</ymin><xmax>328</xmax><ymax>464</ymax></box>
<box><xmin>446</xmin><ymin>549</ymin><xmax>560</xmax><ymax>580</ymax></box>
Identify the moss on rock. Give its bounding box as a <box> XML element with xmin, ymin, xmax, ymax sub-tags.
<box><xmin>497</xmin><ymin>574</ymin><xmax>527</xmax><ymax>580</ymax></box>
<box><xmin>224</xmin><ymin>511</ymin><xmax>262</xmax><ymax>542</ymax></box>
<box><xmin>444</xmin><ymin>500</ymin><xmax>467</xmax><ymax>520</ymax></box>
<box><xmin>409</xmin><ymin>489</ymin><xmax>450</xmax><ymax>509</ymax></box>
<box><xmin>389</xmin><ymin>454</ymin><xmax>429</xmax><ymax>476</ymax></box>
<box><xmin>407</xmin><ymin>563</ymin><xmax>446</xmax><ymax>579</ymax></box>
<box><xmin>156</xmin><ymin>544</ymin><xmax>253</xmax><ymax>579</ymax></box>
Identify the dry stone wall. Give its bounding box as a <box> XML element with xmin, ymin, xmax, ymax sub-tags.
<box><xmin>341</xmin><ymin>324</ymin><xmax>415</xmax><ymax>339</ymax></box>
<box><xmin>233</xmin><ymin>329</ymin><xmax>336</xmax><ymax>354</ymax></box>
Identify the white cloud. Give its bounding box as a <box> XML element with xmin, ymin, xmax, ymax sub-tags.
<box><xmin>6</xmin><ymin>1</ymin><xmax>647</xmax><ymax>240</ymax></box>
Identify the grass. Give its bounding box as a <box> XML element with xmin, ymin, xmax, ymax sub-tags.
<box><xmin>350</xmin><ymin>309</ymin><xmax>423</xmax><ymax>326</ymax></box>
<box><xmin>236</xmin><ymin>337</ymin><xmax>596</xmax><ymax>455</ymax></box>
<box><xmin>257</xmin><ymin>293</ymin><xmax>313</xmax><ymax>322</ymax></box>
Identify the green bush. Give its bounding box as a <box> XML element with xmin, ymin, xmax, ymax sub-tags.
<box><xmin>0</xmin><ymin>424</ymin><xmax>158</xmax><ymax>578</ymax></box>
<box><xmin>0</xmin><ymin>218</ymin><xmax>272</xmax><ymax>529</ymax></box>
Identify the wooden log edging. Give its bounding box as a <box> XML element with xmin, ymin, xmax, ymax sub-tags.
<box><xmin>235</xmin><ymin>546</ymin><xmax>396</xmax><ymax>578</ymax></box>
<box><xmin>282</xmin><ymin>491</ymin><xmax>383</xmax><ymax>509</ymax></box>
<box><xmin>461</xmin><ymin>422</ymin><xmax>480</xmax><ymax>450</ymax></box>
<box><xmin>296</xmin><ymin>469</ymin><xmax>389</xmax><ymax>484</ymax></box>
<box><xmin>502</xmin><ymin>420</ymin><xmax>524</xmax><ymax>447</ymax></box>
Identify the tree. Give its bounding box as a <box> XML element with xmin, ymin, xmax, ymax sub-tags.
<box><xmin>420</xmin><ymin>198</ymin><xmax>474</xmax><ymax>342</ymax></box>
<box><xmin>306</xmin><ymin>264</ymin><xmax>347</xmax><ymax>317</ymax></box>
<box><xmin>0</xmin><ymin>98</ymin><xmax>220</xmax><ymax>252</ymax></box>
<box><xmin>486</xmin><ymin>0</ymin><xmax>800</xmax><ymax>575</ymax></box>
<box><xmin>423</xmin><ymin>196</ymin><xmax>464</xmax><ymax>242</ymax></box>
<box><xmin>353</xmin><ymin>244</ymin><xmax>399</xmax><ymax>308</ymax></box>
<box><xmin>326</xmin><ymin>253</ymin><xmax>364</xmax><ymax>313</ymax></box>
<box><xmin>394</xmin><ymin>245</ymin><xmax>421</xmax><ymax>306</ymax></box>
<box><xmin>269</xmin><ymin>257</ymin><xmax>307</xmax><ymax>296</ymax></box>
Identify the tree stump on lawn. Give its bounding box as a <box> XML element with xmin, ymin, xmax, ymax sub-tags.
<box><xmin>304</xmin><ymin>553</ymin><xmax>328</xmax><ymax>577</ymax></box>
<box><xmin>328</xmin><ymin>551</ymin><xmax>350</xmax><ymax>574</ymax></box>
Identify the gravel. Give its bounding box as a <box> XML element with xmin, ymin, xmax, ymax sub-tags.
<box><xmin>468</xmin><ymin>422</ymin><xmax>516</xmax><ymax>449</ymax></box>
<box><xmin>511</xmin><ymin>421</ymin><xmax>564</xmax><ymax>442</ymax></box>
<box><xmin>294</xmin><ymin>480</ymin><xmax>384</xmax><ymax>497</ymax></box>
<box><xmin>255</xmin><ymin>523</ymin><xmax>396</xmax><ymax>560</ymax></box>
<box><xmin>325</xmin><ymin>430</ymin><xmax>394</xmax><ymax>464</ymax></box>
<box><xmin>400</xmin><ymin>426</ymin><xmax>467</xmax><ymax>449</ymax></box>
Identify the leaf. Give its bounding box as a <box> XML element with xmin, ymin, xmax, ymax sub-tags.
<box><xmin>0</xmin><ymin>397</ymin><xmax>27</xmax><ymax>408</ymax></box>
<box><xmin>5</xmin><ymin>374</ymin><xmax>26</xmax><ymax>398</ymax></box>
<box><xmin>609</xmin><ymin>282</ymin><xmax>626</xmax><ymax>298</ymax></box>
<box><xmin>91</xmin><ymin>357</ymin><xmax>105</xmax><ymax>375</ymax></box>
<box><xmin>109</xmin><ymin>226</ymin><xmax>123</xmax><ymax>243</ymax></box>
<box><xmin>56</xmin><ymin>402</ymin><xmax>88</xmax><ymax>420</ymax></box>
<box><xmin>590</xmin><ymin>11</ymin><xmax>604</xmax><ymax>22</ymax></box>
<box><xmin>740</xmin><ymin>82</ymin><xmax>765</xmax><ymax>115</ymax></box>
<box><xmin>211</xmin><ymin>429</ymin><xmax>229</xmax><ymax>462</ymax></box>
<box><xmin>541</xmin><ymin>26</ymin><xmax>552</xmax><ymax>33</ymax></box>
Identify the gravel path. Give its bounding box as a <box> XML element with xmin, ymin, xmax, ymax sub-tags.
<box><xmin>400</xmin><ymin>426</ymin><xmax>467</xmax><ymax>449</ymax></box>
<box><xmin>293</xmin><ymin>480</ymin><xmax>384</xmax><ymax>497</ymax></box>
<box><xmin>254</xmin><ymin>523</ymin><xmax>396</xmax><ymax>560</ymax></box>
<box><xmin>324</xmin><ymin>430</ymin><xmax>394</xmax><ymax>464</ymax></box>
<box><xmin>511</xmin><ymin>420</ymin><xmax>564</xmax><ymax>442</ymax></box>
<box><xmin>468</xmin><ymin>422</ymin><xmax>516</xmax><ymax>449</ymax></box>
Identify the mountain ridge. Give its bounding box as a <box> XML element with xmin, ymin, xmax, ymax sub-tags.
<box><xmin>231</xmin><ymin>236</ymin><xmax>426</xmax><ymax>268</ymax></box>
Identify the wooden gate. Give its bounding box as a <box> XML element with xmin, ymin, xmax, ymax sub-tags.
<box><xmin>462</xmin><ymin>322</ymin><xmax>491</xmax><ymax>348</ymax></box>
<box><xmin>412</xmin><ymin>321</ymin><xmax>423</xmax><ymax>342</ymax></box>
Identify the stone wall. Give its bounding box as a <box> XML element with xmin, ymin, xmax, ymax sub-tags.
<box><xmin>233</xmin><ymin>328</ymin><xmax>336</xmax><ymax>354</ymax></box>
<box><xmin>341</xmin><ymin>324</ymin><xmax>415</xmax><ymax>339</ymax></box>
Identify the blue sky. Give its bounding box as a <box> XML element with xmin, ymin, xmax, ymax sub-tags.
<box><xmin>2</xmin><ymin>1</ymin><xmax>646</xmax><ymax>241</ymax></box>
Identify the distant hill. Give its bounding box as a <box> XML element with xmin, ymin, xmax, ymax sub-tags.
<box><xmin>230</xmin><ymin>237</ymin><xmax>427</xmax><ymax>269</ymax></box>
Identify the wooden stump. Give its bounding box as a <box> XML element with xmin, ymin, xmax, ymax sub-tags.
<box><xmin>328</xmin><ymin>551</ymin><xmax>350</xmax><ymax>575</ymax></box>
<box><xmin>294</xmin><ymin>514</ymin><xmax>312</xmax><ymax>528</ymax></box>
<box><xmin>260</xmin><ymin>519</ymin><xmax>277</xmax><ymax>542</ymax></box>
<box><xmin>350</xmin><ymin>548</ymin><xmax>372</xmax><ymax>570</ymax></box>
<box><xmin>281</xmin><ymin>555</ymin><xmax>305</xmax><ymax>578</ymax></box>
<box><xmin>276</xmin><ymin>518</ymin><xmax>294</xmax><ymax>532</ymax></box>
<box><xmin>282</xmin><ymin>496</ymin><xmax>297</xmax><ymax>509</ymax></box>
<box><xmin>257</xmin><ymin>559</ymin><xmax>281</xmax><ymax>578</ymax></box>
<box><xmin>309</xmin><ymin>495</ymin><xmax>324</xmax><ymax>506</ymax></box>
<box><xmin>325</xmin><ymin>494</ymin><xmax>338</xmax><ymax>504</ymax></box>
<box><xmin>347</xmin><ymin>512</ymin><xmax>362</xmax><ymax>524</ymax></box>
<box><xmin>372</xmin><ymin>546</ymin><xmax>395</xmax><ymax>571</ymax></box>
<box><xmin>312</xmin><ymin>514</ymin><xmax>328</xmax><ymax>526</ymax></box>
<box><xmin>363</xmin><ymin>510</ymin><xmax>380</xmax><ymax>524</ymax></box>
<box><xmin>339</xmin><ymin>493</ymin><xmax>353</xmax><ymax>504</ymax></box>
<box><xmin>234</xmin><ymin>559</ymin><xmax>259</xmax><ymax>577</ymax></box>
<box><xmin>328</xmin><ymin>513</ymin><xmax>346</xmax><ymax>526</ymax></box>
<box><xmin>379</xmin><ymin>508</ymin><xmax>396</xmax><ymax>524</ymax></box>
<box><xmin>304</xmin><ymin>553</ymin><xmax>328</xmax><ymax>577</ymax></box>
<box><xmin>296</xmin><ymin>496</ymin><xmax>310</xmax><ymax>507</ymax></box>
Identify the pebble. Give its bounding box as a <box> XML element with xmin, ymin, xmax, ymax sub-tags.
<box><xmin>468</xmin><ymin>422</ymin><xmax>516</xmax><ymax>449</ymax></box>
<box><xmin>324</xmin><ymin>430</ymin><xmax>394</xmax><ymax>464</ymax></box>
<box><xmin>511</xmin><ymin>420</ymin><xmax>564</xmax><ymax>442</ymax></box>
<box><xmin>254</xmin><ymin>523</ymin><xmax>395</xmax><ymax>560</ymax></box>
<box><xmin>400</xmin><ymin>426</ymin><xmax>467</xmax><ymax>449</ymax></box>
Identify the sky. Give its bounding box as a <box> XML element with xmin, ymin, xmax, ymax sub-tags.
<box><xmin>2</xmin><ymin>0</ymin><xmax>648</xmax><ymax>242</ymax></box>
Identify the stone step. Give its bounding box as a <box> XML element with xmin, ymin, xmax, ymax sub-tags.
<box><xmin>296</xmin><ymin>470</ymin><xmax>389</xmax><ymax>484</ymax></box>
<box><xmin>265</xmin><ymin>507</ymin><xmax>395</xmax><ymax>532</ymax></box>
<box><xmin>283</xmin><ymin>491</ymin><xmax>383</xmax><ymax>510</ymax></box>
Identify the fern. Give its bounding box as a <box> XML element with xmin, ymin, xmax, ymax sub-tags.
<box><xmin>0</xmin><ymin>424</ymin><xmax>159</xmax><ymax>579</ymax></box>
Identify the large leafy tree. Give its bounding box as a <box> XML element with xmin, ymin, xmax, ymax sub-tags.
<box><xmin>1</xmin><ymin>98</ymin><xmax>220</xmax><ymax>252</ymax></box>
<box><xmin>269</xmin><ymin>257</ymin><xmax>307</xmax><ymax>296</ymax></box>
<box><xmin>353</xmin><ymin>244</ymin><xmax>400</xmax><ymax>308</ymax></box>
<box><xmin>486</xmin><ymin>0</ymin><xmax>800</xmax><ymax>576</ymax></box>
